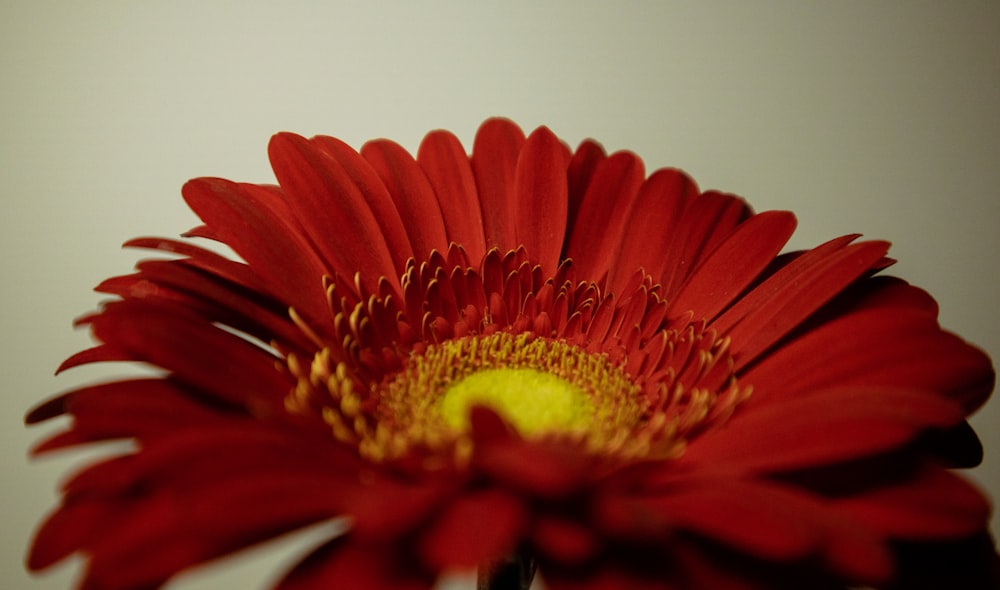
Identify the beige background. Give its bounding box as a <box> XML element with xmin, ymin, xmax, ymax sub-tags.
<box><xmin>2</xmin><ymin>2</ymin><xmax>998</xmax><ymax>588</ymax></box>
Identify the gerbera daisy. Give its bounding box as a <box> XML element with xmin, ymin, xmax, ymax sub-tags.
<box><xmin>27</xmin><ymin>118</ymin><xmax>998</xmax><ymax>589</ymax></box>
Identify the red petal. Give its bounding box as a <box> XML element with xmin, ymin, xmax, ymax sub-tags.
<box><xmin>564</xmin><ymin>152</ymin><xmax>645</xmax><ymax>281</ymax></box>
<box><xmin>88</xmin><ymin>301</ymin><xmax>291</xmax><ymax>410</ymax></box>
<box><xmin>30</xmin><ymin>379</ymin><xmax>214</xmax><ymax>453</ymax></box>
<box><xmin>475</xmin><ymin>437</ymin><xmax>590</xmax><ymax>498</ymax></box>
<box><xmin>682</xmin><ymin>387</ymin><xmax>965</xmax><ymax>473</ymax></box>
<box><xmin>346</xmin><ymin>476</ymin><xmax>455</xmax><ymax>541</ymax></box>
<box><xmin>471</xmin><ymin>118</ymin><xmax>526</xmax><ymax>252</ymax></box>
<box><xmin>667</xmin><ymin>210</ymin><xmax>797</xmax><ymax>322</ymax></box>
<box><xmin>60</xmin><ymin>425</ymin><xmax>349</xmax><ymax>498</ymax></box>
<box><xmin>417</xmin><ymin>129</ymin><xmax>486</xmax><ymax>261</ymax></box>
<box><xmin>55</xmin><ymin>343</ymin><xmax>131</xmax><ymax>373</ymax></box>
<box><xmin>714</xmin><ymin>237</ymin><xmax>890</xmax><ymax>369</ymax></box>
<box><xmin>31</xmin><ymin>428</ymin><xmax>351</xmax><ymax>587</ymax></box>
<box><xmin>79</xmin><ymin>471</ymin><xmax>343</xmax><ymax>590</ymax></box>
<box><xmin>361</xmin><ymin>138</ymin><xmax>450</xmax><ymax>260</ymax></box>
<box><xmin>419</xmin><ymin>488</ymin><xmax>525</xmax><ymax>569</ymax></box>
<box><xmin>97</xmin><ymin>258</ymin><xmax>310</xmax><ymax>353</ymax></box>
<box><xmin>123</xmin><ymin>236</ymin><xmax>263</xmax><ymax>291</ymax></box>
<box><xmin>743</xmin><ymin>306</ymin><xmax>995</xmax><ymax>412</ymax></box>
<box><xmin>182</xmin><ymin>178</ymin><xmax>331</xmax><ymax>325</ymax></box>
<box><xmin>512</xmin><ymin>126</ymin><xmax>569</xmax><ymax>276</ymax></box>
<box><xmin>606</xmin><ymin>167</ymin><xmax>698</xmax><ymax>293</ymax></box>
<box><xmin>311</xmin><ymin>135</ymin><xmax>415</xmax><ymax>275</ymax></box>
<box><xmin>27</xmin><ymin>500</ymin><xmax>108</xmax><ymax>571</ymax></box>
<box><xmin>532</xmin><ymin>516</ymin><xmax>599</xmax><ymax>564</ymax></box>
<box><xmin>658</xmin><ymin>190</ymin><xmax>752</xmax><ymax>299</ymax></box>
<box><xmin>268</xmin><ymin>132</ymin><xmax>401</xmax><ymax>295</ymax></box>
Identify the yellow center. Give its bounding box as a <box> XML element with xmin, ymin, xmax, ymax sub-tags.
<box><xmin>438</xmin><ymin>367</ymin><xmax>594</xmax><ymax>435</ymax></box>
<box><xmin>353</xmin><ymin>332</ymin><xmax>648</xmax><ymax>463</ymax></box>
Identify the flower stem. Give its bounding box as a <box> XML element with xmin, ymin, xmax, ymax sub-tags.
<box><xmin>476</xmin><ymin>550</ymin><xmax>536</xmax><ymax>590</ymax></box>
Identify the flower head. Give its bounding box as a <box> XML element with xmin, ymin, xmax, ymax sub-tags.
<box><xmin>28</xmin><ymin>119</ymin><xmax>998</xmax><ymax>589</ymax></box>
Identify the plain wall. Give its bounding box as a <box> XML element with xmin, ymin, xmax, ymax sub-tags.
<box><xmin>2</xmin><ymin>2</ymin><xmax>997</xmax><ymax>588</ymax></box>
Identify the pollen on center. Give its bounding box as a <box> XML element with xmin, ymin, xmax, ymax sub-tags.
<box><xmin>438</xmin><ymin>367</ymin><xmax>594</xmax><ymax>436</ymax></box>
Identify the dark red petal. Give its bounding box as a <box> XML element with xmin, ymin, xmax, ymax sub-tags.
<box><xmin>28</xmin><ymin>500</ymin><xmax>108</xmax><ymax>571</ymax></box>
<box><xmin>512</xmin><ymin>126</ymin><xmax>569</xmax><ymax>276</ymax></box>
<box><xmin>818</xmin><ymin>274</ymin><xmax>940</xmax><ymax>319</ymax></box>
<box><xmin>417</xmin><ymin>129</ymin><xmax>486</xmax><ymax>261</ymax></box>
<box><xmin>277</xmin><ymin>536</ymin><xmax>433</xmax><ymax>590</ymax></box>
<box><xmin>25</xmin><ymin>392</ymin><xmax>70</xmax><ymax>424</ymax></box>
<box><xmin>564</xmin><ymin>152</ymin><xmax>644</xmax><ymax>281</ymax></box>
<box><xmin>31</xmin><ymin>443</ymin><xmax>349</xmax><ymax>587</ymax></box>
<box><xmin>346</xmin><ymin>476</ymin><xmax>456</xmax><ymax>541</ymax></box>
<box><xmin>542</xmin><ymin>567</ymin><xmax>675</xmax><ymax>590</ymax></box>
<box><xmin>681</xmin><ymin>387</ymin><xmax>965</xmax><ymax>474</ymax></box>
<box><xmin>123</xmin><ymin>236</ymin><xmax>263</xmax><ymax>291</ymax></box>
<box><xmin>475</xmin><ymin>438</ymin><xmax>591</xmax><ymax>498</ymax></box>
<box><xmin>55</xmin><ymin>343</ymin><xmax>131</xmax><ymax>373</ymax></box>
<box><xmin>88</xmin><ymin>301</ymin><xmax>290</xmax><ymax>411</ymax></box>
<box><xmin>97</xmin><ymin>258</ymin><xmax>309</xmax><ymax>353</ymax></box>
<box><xmin>182</xmin><ymin>470</ymin><xmax>344</xmax><ymax>539</ymax></box>
<box><xmin>29</xmin><ymin>379</ymin><xmax>217</xmax><ymax>454</ymax></box>
<box><xmin>532</xmin><ymin>516</ymin><xmax>599</xmax><ymax>564</ymax></box>
<box><xmin>598</xmin><ymin>476</ymin><xmax>892</xmax><ymax>584</ymax></box>
<box><xmin>182</xmin><ymin>178</ymin><xmax>331</xmax><ymax>324</ymax></box>
<box><xmin>606</xmin><ymin>167</ymin><xmax>698</xmax><ymax>293</ymax></box>
<box><xmin>743</xmin><ymin>306</ymin><xmax>995</xmax><ymax>412</ymax></box>
<box><xmin>715</xmin><ymin>238</ymin><xmax>890</xmax><ymax>369</ymax></box>
<box><xmin>667</xmin><ymin>210</ymin><xmax>797</xmax><ymax>322</ymax></box>
<box><xmin>361</xmin><ymin>138</ymin><xmax>450</xmax><ymax>260</ymax></box>
<box><xmin>471</xmin><ymin>118</ymin><xmax>526</xmax><ymax>252</ymax></box>
<box><xmin>419</xmin><ymin>488</ymin><xmax>525</xmax><ymax>569</ymax></box>
<box><xmin>268</xmin><ymin>132</ymin><xmax>401</xmax><ymax>295</ymax></box>
<box><xmin>79</xmin><ymin>472</ymin><xmax>342</xmax><ymax>590</ymax></box>
<box><xmin>925</xmin><ymin>421</ymin><xmax>985</xmax><ymax>468</ymax></box>
<box><xmin>565</xmin><ymin>139</ymin><xmax>606</xmax><ymax>235</ymax></box>
<box><xmin>835</xmin><ymin>463</ymin><xmax>990</xmax><ymax>539</ymax></box>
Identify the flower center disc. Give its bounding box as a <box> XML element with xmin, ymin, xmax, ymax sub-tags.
<box><xmin>439</xmin><ymin>367</ymin><xmax>593</xmax><ymax>435</ymax></box>
<box><xmin>370</xmin><ymin>333</ymin><xmax>648</xmax><ymax>462</ymax></box>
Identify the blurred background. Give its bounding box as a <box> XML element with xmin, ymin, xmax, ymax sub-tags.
<box><xmin>2</xmin><ymin>2</ymin><xmax>997</xmax><ymax>588</ymax></box>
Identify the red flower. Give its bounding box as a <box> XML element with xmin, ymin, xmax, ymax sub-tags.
<box><xmin>27</xmin><ymin>118</ymin><xmax>998</xmax><ymax>589</ymax></box>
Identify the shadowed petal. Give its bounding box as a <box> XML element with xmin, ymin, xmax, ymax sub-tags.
<box><xmin>681</xmin><ymin>387</ymin><xmax>965</xmax><ymax>473</ymax></box>
<box><xmin>87</xmin><ymin>300</ymin><xmax>291</xmax><ymax>411</ymax></box>
<box><xmin>277</xmin><ymin>536</ymin><xmax>433</xmax><ymax>590</ymax></box>
<box><xmin>835</xmin><ymin>464</ymin><xmax>989</xmax><ymax>539</ymax></box>
<box><xmin>743</xmin><ymin>306</ymin><xmax>995</xmax><ymax>412</ymax></box>
<box><xmin>419</xmin><ymin>488</ymin><xmax>526</xmax><ymax>569</ymax></box>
